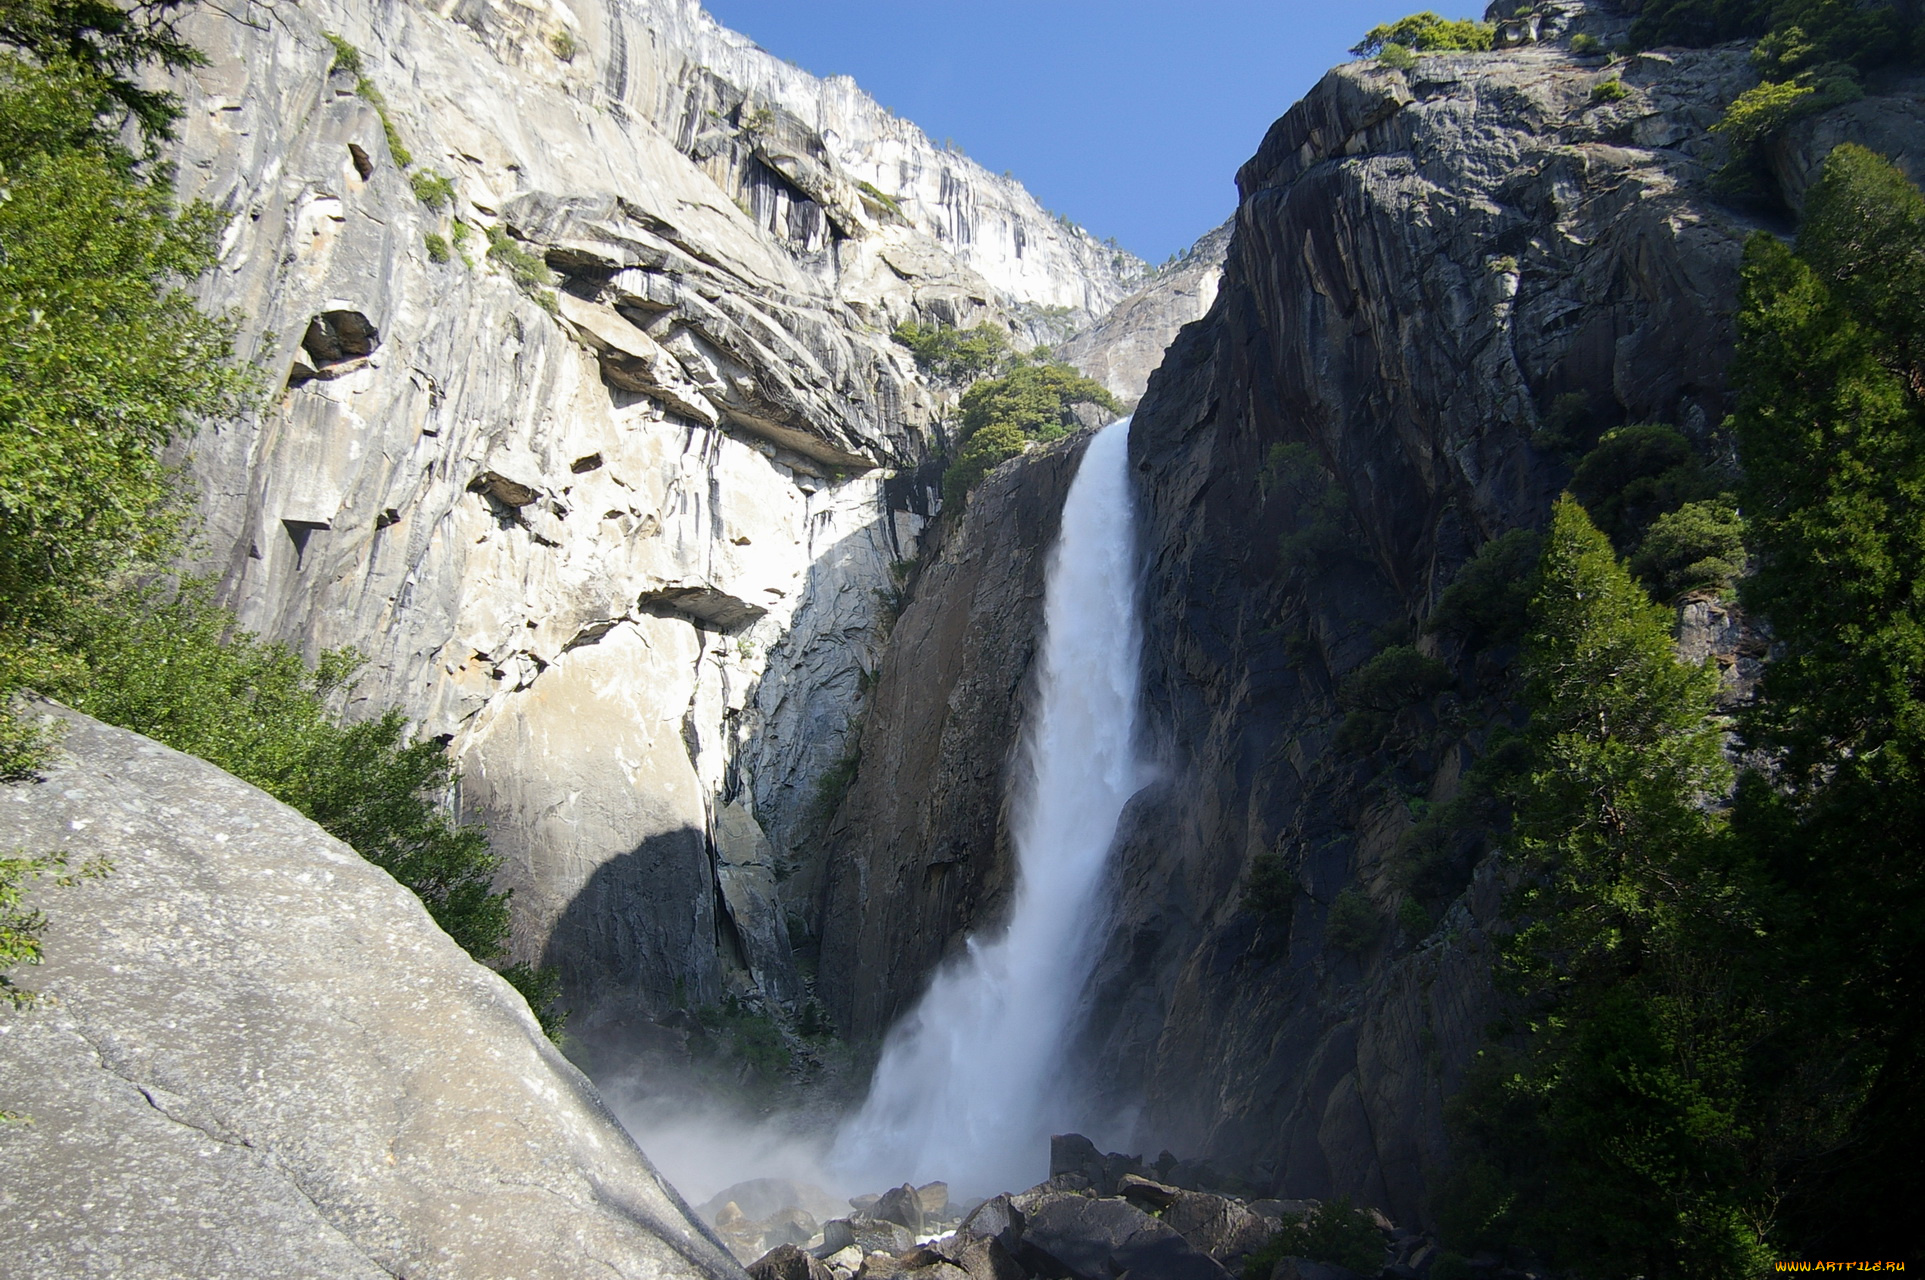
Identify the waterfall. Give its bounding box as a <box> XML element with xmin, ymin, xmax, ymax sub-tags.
<box><xmin>830</xmin><ymin>418</ymin><xmax>1146</xmax><ymax>1197</ymax></box>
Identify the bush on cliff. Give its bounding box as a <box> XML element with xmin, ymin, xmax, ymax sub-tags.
<box><xmin>940</xmin><ymin>360</ymin><xmax>1115</xmax><ymax>507</ymax></box>
<box><xmin>1351</xmin><ymin>12</ymin><xmax>1494</xmax><ymax>57</ymax></box>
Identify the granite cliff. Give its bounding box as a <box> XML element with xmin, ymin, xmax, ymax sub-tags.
<box><xmin>156</xmin><ymin>0</ymin><xmax>1145</xmax><ymax>1040</ymax></box>
<box><xmin>816</xmin><ymin>0</ymin><xmax>1925</xmax><ymax>1223</ymax></box>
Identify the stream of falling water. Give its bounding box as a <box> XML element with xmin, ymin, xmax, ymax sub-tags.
<box><xmin>829</xmin><ymin>418</ymin><xmax>1147</xmax><ymax>1197</ymax></box>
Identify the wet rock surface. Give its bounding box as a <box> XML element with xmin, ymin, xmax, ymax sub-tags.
<box><xmin>815</xmin><ymin>433</ymin><xmax>1093</xmax><ymax>1041</ymax></box>
<box><xmin>0</xmin><ymin>704</ymin><xmax>746</xmax><ymax>1280</ymax></box>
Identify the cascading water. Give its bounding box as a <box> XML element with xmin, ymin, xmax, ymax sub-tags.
<box><xmin>830</xmin><ymin>418</ymin><xmax>1147</xmax><ymax>1197</ymax></box>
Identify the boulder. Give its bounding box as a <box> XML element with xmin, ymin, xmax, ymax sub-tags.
<box><xmin>0</xmin><ymin>704</ymin><xmax>746</xmax><ymax>1280</ymax></box>
<box><xmin>916</xmin><ymin>1182</ymin><xmax>953</xmax><ymax>1219</ymax></box>
<box><xmin>958</xmin><ymin>1193</ymin><xmax>1027</xmax><ymax>1257</ymax></box>
<box><xmin>1019</xmin><ymin>1193</ymin><xmax>1231</xmax><ymax>1280</ymax></box>
<box><xmin>1160</xmin><ymin>1190</ymin><xmax>1277</xmax><ymax>1264</ymax></box>
<box><xmin>875</xmin><ymin>1183</ymin><xmax>927</xmax><ymax>1232</ymax></box>
<box><xmin>752</xmin><ymin>1244</ymin><xmax>837</xmax><ymax>1280</ymax></box>
<box><xmin>821</xmin><ymin>1215</ymin><xmax>918</xmax><ymax>1256</ymax></box>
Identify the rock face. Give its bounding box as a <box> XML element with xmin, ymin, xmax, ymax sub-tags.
<box><xmin>1094</xmin><ymin>4</ymin><xmax>1925</xmax><ymax>1225</ymax></box>
<box><xmin>0</xmin><ymin>703</ymin><xmax>746</xmax><ymax>1280</ymax></box>
<box><xmin>1058</xmin><ymin>221</ymin><xmax>1232</xmax><ymax>409</ymax></box>
<box><xmin>814</xmin><ymin>434</ymin><xmax>1091</xmax><ymax>1042</ymax></box>
<box><xmin>157</xmin><ymin>0</ymin><xmax>1132</xmax><ymax>1030</ymax></box>
<box><xmin>820</xmin><ymin>0</ymin><xmax>1925</xmax><ymax>1226</ymax></box>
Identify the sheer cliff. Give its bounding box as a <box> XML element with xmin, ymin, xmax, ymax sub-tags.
<box><xmin>157</xmin><ymin>0</ymin><xmax>1138</xmax><ymax>1038</ymax></box>
<box><xmin>819</xmin><ymin>1</ymin><xmax>1925</xmax><ymax>1223</ymax></box>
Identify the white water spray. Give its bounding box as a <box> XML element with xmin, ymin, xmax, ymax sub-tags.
<box><xmin>830</xmin><ymin>418</ymin><xmax>1147</xmax><ymax>1196</ymax></box>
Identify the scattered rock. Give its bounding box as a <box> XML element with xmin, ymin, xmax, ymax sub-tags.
<box><xmin>874</xmin><ymin>1183</ymin><xmax>926</xmax><ymax>1233</ymax></box>
<box><xmin>821</xmin><ymin>1215</ymin><xmax>918</xmax><ymax>1257</ymax></box>
<box><xmin>752</xmin><ymin>1244</ymin><xmax>837</xmax><ymax>1280</ymax></box>
<box><xmin>1019</xmin><ymin>1193</ymin><xmax>1231</xmax><ymax>1280</ymax></box>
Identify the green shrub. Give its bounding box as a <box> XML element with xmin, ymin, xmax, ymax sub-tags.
<box><xmin>353</xmin><ymin>78</ymin><xmax>412</xmax><ymax>167</ymax></box>
<box><xmin>1569</xmin><ymin>423</ymin><xmax>1716</xmax><ymax>552</ymax></box>
<box><xmin>1713</xmin><ymin>78</ymin><xmax>1819</xmax><ymax>147</ymax></box>
<box><xmin>1243</xmin><ymin>852</ymin><xmax>1295</xmax><ymax>918</ymax></box>
<box><xmin>941</xmin><ymin>362</ymin><xmax>1115</xmax><ymax>506</ymax></box>
<box><xmin>1377</xmin><ymin>41</ymin><xmax>1419</xmax><ymax>70</ymax></box>
<box><xmin>1326</xmin><ymin>888</ymin><xmax>1381</xmax><ymax>954</ymax></box>
<box><xmin>1352</xmin><ymin>12</ymin><xmax>1495</xmax><ymax>56</ymax></box>
<box><xmin>410</xmin><ymin>168</ymin><xmax>455</xmax><ymax>209</ymax></box>
<box><xmin>48</xmin><ymin>584</ymin><xmax>567</xmax><ymax>1039</ymax></box>
<box><xmin>1428</xmin><ymin>528</ymin><xmax>1542</xmax><ymax>647</ymax></box>
<box><xmin>486</xmin><ymin>225</ymin><xmax>553</xmax><ymax>290</ymax></box>
<box><xmin>856</xmin><ymin>179</ymin><xmax>905</xmax><ymax>219</ymax></box>
<box><xmin>810</xmin><ymin>744</ymin><xmax>862</xmax><ymax>829</ymax></box>
<box><xmin>1633</xmin><ymin>497</ymin><xmax>1747</xmax><ymax>598</ymax></box>
<box><xmin>424</xmin><ymin>230</ymin><xmax>450</xmax><ymax>263</ymax></box>
<box><xmin>892</xmin><ymin>320</ymin><xmax>1012</xmax><ymax>385</ymax></box>
<box><xmin>1263</xmin><ymin>443</ymin><xmax>1358</xmax><ymax>575</ymax></box>
<box><xmin>1245</xmin><ymin>1198</ymin><xmax>1385</xmax><ymax>1277</ymax></box>
<box><xmin>1339</xmin><ymin>644</ymin><xmax>1452</xmax><ymax>714</ymax></box>
<box><xmin>323</xmin><ymin>31</ymin><xmax>362</xmax><ymax>75</ymax></box>
<box><xmin>1591</xmin><ymin>76</ymin><xmax>1631</xmax><ymax>103</ymax></box>
<box><xmin>1398</xmin><ymin>895</ymin><xmax>1431</xmax><ymax>938</ymax></box>
<box><xmin>550</xmin><ymin>28</ymin><xmax>577</xmax><ymax>61</ymax></box>
<box><xmin>1533</xmin><ymin>390</ymin><xmax>1600</xmax><ymax>456</ymax></box>
<box><xmin>1570</xmin><ymin>31</ymin><xmax>1605</xmax><ymax>55</ymax></box>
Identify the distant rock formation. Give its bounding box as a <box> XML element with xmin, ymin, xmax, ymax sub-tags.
<box><xmin>0</xmin><ymin>702</ymin><xmax>746</xmax><ymax>1280</ymax></box>
<box><xmin>1059</xmin><ymin>221</ymin><xmax>1232</xmax><ymax>410</ymax></box>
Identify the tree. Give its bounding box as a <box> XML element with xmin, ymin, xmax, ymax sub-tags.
<box><xmin>1351</xmin><ymin>12</ymin><xmax>1494</xmax><ymax>57</ymax></box>
<box><xmin>941</xmin><ymin>362</ymin><xmax>1114</xmax><ymax>507</ymax></box>
<box><xmin>0</xmin><ymin>49</ymin><xmax>251</xmax><ymax>773</ymax></box>
<box><xmin>1728</xmin><ymin>144</ymin><xmax>1925</xmax><ymax>1256</ymax></box>
<box><xmin>0</xmin><ymin>0</ymin><xmax>205</xmax><ymax>139</ymax></box>
<box><xmin>1440</xmin><ymin>498</ymin><xmax>1770</xmax><ymax>1279</ymax></box>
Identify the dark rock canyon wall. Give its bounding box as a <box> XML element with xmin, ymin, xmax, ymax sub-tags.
<box><xmin>829</xmin><ymin>0</ymin><xmax>1925</xmax><ymax>1224</ymax></box>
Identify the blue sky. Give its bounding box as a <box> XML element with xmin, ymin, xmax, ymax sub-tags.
<box><xmin>701</xmin><ymin>1</ymin><xmax>1491</xmax><ymax>263</ymax></box>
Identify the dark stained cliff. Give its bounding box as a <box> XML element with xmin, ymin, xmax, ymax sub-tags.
<box><xmin>815</xmin><ymin>435</ymin><xmax>1092</xmax><ymax>1042</ymax></box>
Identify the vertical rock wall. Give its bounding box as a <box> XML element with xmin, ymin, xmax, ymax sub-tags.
<box><xmin>158</xmin><ymin>0</ymin><xmax>1126</xmax><ymax>1032</ymax></box>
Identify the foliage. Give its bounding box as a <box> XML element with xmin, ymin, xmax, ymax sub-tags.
<box><xmin>1532</xmin><ymin>390</ymin><xmax>1600</xmax><ymax>456</ymax></box>
<box><xmin>1428</xmin><ymin>528</ymin><xmax>1543</xmax><ymax>647</ymax></box>
<box><xmin>410</xmin><ymin>167</ymin><xmax>455</xmax><ymax>209</ymax></box>
<box><xmin>0</xmin><ymin>53</ymin><xmax>252</xmax><ymax>772</ymax></box>
<box><xmin>486</xmin><ymin>224</ymin><xmax>553</xmax><ymax>290</ymax></box>
<box><xmin>1264</xmin><ymin>443</ymin><xmax>1358</xmax><ymax>575</ymax></box>
<box><xmin>424</xmin><ymin>230</ymin><xmax>450</xmax><ymax>263</ymax></box>
<box><xmin>892</xmin><ymin>320</ymin><xmax>1012</xmax><ymax>385</ymax></box>
<box><xmin>1591</xmin><ymin>76</ymin><xmax>1631</xmax><ymax>103</ymax></box>
<box><xmin>941</xmin><ymin>362</ymin><xmax>1115</xmax><ymax>507</ymax></box>
<box><xmin>855</xmin><ymin>179</ymin><xmax>904</xmax><ymax>219</ymax></box>
<box><xmin>1243</xmin><ymin>851</ymin><xmax>1295</xmax><ymax>919</ymax></box>
<box><xmin>1570</xmin><ymin>32</ymin><xmax>1606</xmax><ymax>56</ymax></box>
<box><xmin>810</xmin><ymin>743</ymin><xmax>862</xmax><ymax>829</ymax></box>
<box><xmin>1632</xmin><ymin>498</ymin><xmax>1747</xmax><ymax>598</ymax></box>
<box><xmin>354</xmin><ymin>77</ymin><xmax>411</xmax><ymax>168</ymax></box>
<box><xmin>1243</xmin><ymin>1199</ymin><xmax>1384</xmax><ymax>1277</ymax></box>
<box><xmin>1439</xmin><ymin>498</ymin><xmax>1768</xmax><ymax>1278</ymax></box>
<box><xmin>1325</xmin><ymin>888</ymin><xmax>1380</xmax><ymax>955</ymax></box>
<box><xmin>549</xmin><ymin>27</ymin><xmax>576</xmax><ymax>61</ymax></box>
<box><xmin>1397</xmin><ymin>894</ymin><xmax>1431</xmax><ymax>938</ymax></box>
<box><xmin>1340</xmin><ymin>644</ymin><xmax>1452</xmax><ymax>714</ymax></box>
<box><xmin>0</xmin><ymin>0</ymin><xmax>204</xmax><ymax>139</ymax></box>
<box><xmin>1376</xmin><ymin>40</ymin><xmax>1418</xmax><ymax>71</ymax></box>
<box><xmin>1711</xmin><ymin>77</ymin><xmax>1819</xmax><ymax>147</ymax></box>
<box><xmin>1352</xmin><ymin>12</ymin><xmax>1495</xmax><ymax>56</ymax></box>
<box><xmin>322</xmin><ymin>30</ymin><xmax>361</xmax><ymax>75</ymax></box>
<box><xmin>1631</xmin><ymin>0</ymin><xmax>1914</xmax><ymax>76</ymax></box>
<box><xmin>1569</xmin><ymin>424</ymin><xmax>1717</xmax><ymax>552</ymax></box>
<box><xmin>44</xmin><ymin>583</ymin><xmax>568</xmax><ymax>1038</ymax></box>
<box><xmin>1</xmin><ymin>850</ymin><xmax>109</xmax><ymax>1008</ymax></box>
<box><xmin>1726</xmin><ymin>145</ymin><xmax>1925</xmax><ymax>1252</ymax></box>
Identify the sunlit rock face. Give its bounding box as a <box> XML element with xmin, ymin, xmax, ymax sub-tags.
<box><xmin>1058</xmin><ymin>221</ymin><xmax>1232</xmax><ymax>410</ymax></box>
<box><xmin>0</xmin><ymin>703</ymin><xmax>748</xmax><ymax>1280</ymax></box>
<box><xmin>159</xmin><ymin>0</ymin><xmax>1136</xmax><ymax>1027</ymax></box>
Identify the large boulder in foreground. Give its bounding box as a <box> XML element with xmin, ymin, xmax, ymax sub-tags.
<box><xmin>0</xmin><ymin>702</ymin><xmax>747</xmax><ymax>1280</ymax></box>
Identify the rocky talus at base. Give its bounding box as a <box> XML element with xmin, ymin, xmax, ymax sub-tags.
<box><xmin>0</xmin><ymin>703</ymin><xmax>745</xmax><ymax>1280</ymax></box>
<box><xmin>722</xmin><ymin>1135</ymin><xmax>1528</xmax><ymax>1280</ymax></box>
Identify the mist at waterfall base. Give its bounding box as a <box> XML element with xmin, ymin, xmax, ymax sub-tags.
<box><xmin>829</xmin><ymin>417</ymin><xmax>1149</xmax><ymax>1197</ymax></box>
<box><xmin>601</xmin><ymin>420</ymin><xmax>1147</xmax><ymax>1210</ymax></box>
